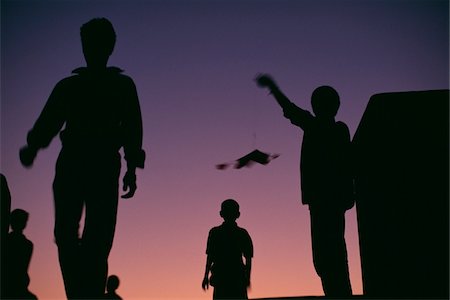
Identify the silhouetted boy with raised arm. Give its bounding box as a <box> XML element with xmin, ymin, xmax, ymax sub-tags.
<box><xmin>256</xmin><ymin>74</ymin><xmax>353</xmax><ymax>297</ymax></box>
<box><xmin>5</xmin><ymin>209</ymin><xmax>38</xmax><ymax>299</ymax></box>
<box><xmin>19</xmin><ymin>18</ymin><xmax>145</xmax><ymax>299</ymax></box>
<box><xmin>202</xmin><ymin>199</ymin><xmax>253</xmax><ymax>300</ymax></box>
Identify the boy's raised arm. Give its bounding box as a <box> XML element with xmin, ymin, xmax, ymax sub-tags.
<box><xmin>255</xmin><ymin>73</ymin><xmax>313</xmax><ymax>129</ymax></box>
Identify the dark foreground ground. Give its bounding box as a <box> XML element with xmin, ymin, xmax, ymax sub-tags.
<box><xmin>252</xmin><ymin>296</ymin><xmax>365</xmax><ymax>300</ymax></box>
<box><xmin>251</xmin><ymin>296</ymin><xmax>448</xmax><ymax>300</ymax></box>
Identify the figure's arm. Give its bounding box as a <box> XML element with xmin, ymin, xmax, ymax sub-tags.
<box><xmin>202</xmin><ymin>255</ymin><xmax>213</xmax><ymax>290</ymax></box>
<box><xmin>255</xmin><ymin>74</ymin><xmax>313</xmax><ymax>129</ymax></box>
<box><xmin>20</xmin><ymin>82</ymin><xmax>67</xmax><ymax>168</ymax></box>
<box><xmin>244</xmin><ymin>256</ymin><xmax>252</xmax><ymax>288</ymax></box>
<box><xmin>121</xmin><ymin>78</ymin><xmax>146</xmax><ymax>199</ymax></box>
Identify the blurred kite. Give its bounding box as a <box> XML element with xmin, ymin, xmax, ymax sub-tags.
<box><xmin>216</xmin><ymin>149</ymin><xmax>280</xmax><ymax>170</ymax></box>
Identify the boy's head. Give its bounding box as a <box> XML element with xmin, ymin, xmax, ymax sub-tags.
<box><xmin>220</xmin><ymin>199</ymin><xmax>240</xmax><ymax>221</ymax></box>
<box><xmin>106</xmin><ymin>275</ymin><xmax>120</xmax><ymax>293</ymax></box>
<box><xmin>10</xmin><ymin>208</ymin><xmax>29</xmax><ymax>233</ymax></box>
<box><xmin>80</xmin><ymin>18</ymin><xmax>116</xmax><ymax>68</ymax></box>
<box><xmin>311</xmin><ymin>86</ymin><xmax>340</xmax><ymax>119</ymax></box>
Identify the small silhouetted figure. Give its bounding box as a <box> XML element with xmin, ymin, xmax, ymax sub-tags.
<box><xmin>104</xmin><ymin>275</ymin><xmax>123</xmax><ymax>300</ymax></box>
<box><xmin>5</xmin><ymin>209</ymin><xmax>38</xmax><ymax>299</ymax></box>
<box><xmin>202</xmin><ymin>199</ymin><xmax>253</xmax><ymax>300</ymax></box>
<box><xmin>1</xmin><ymin>174</ymin><xmax>11</xmax><ymax>241</ymax></box>
<box><xmin>1</xmin><ymin>174</ymin><xmax>12</xmax><ymax>299</ymax></box>
<box><xmin>256</xmin><ymin>74</ymin><xmax>353</xmax><ymax>297</ymax></box>
<box><xmin>19</xmin><ymin>18</ymin><xmax>145</xmax><ymax>299</ymax></box>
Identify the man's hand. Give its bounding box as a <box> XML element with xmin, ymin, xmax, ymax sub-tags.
<box><xmin>255</xmin><ymin>73</ymin><xmax>277</xmax><ymax>90</ymax></box>
<box><xmin>121</xmin><ymin>171</ymin><xmax>137</xmax><ymax>199</ymax></box>
<box><xmin>202</xmin><ymin>276</ymin><xmax>209</xmax><ymax>291</ymax></box>
<box><xmin>19</xmin><ymin>145</ymin><xmax>37</xmax><ymax>168</ymax></box>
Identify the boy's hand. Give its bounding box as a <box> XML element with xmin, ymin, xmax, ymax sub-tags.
<box><xmin>202</xmin><ymin>276</ymin><xmax>209</xmax><ymax>290</ymax></box>
<box><xmin>121</xmin><ymin>171</ymin><xmax>137</xmax><ymax>199</ymax></box>
<box><xmin>255</xmin><ymin>73</ymin><xmax>277</xmax><ymax>90</ymax></box>
<box><xmin>19</xmin><ymin>145</ymin><xmax>37</xmax><ymax>168</ymax></box>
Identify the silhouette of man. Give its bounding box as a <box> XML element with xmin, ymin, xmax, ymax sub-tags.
<box><xmin>1</xmin><ymin>174</ymin><xmax>11</xmax><ymax>241</ymax></box>
<box><xmin>256</xmin><ymin>74</ymin><xmax>353</xmax><ymax>297</ymax></box>
<box><xmin>1</xmin><ymin>174</ymin><xmax>12</xmax><ymax>299</ymax></box>
<box><xmin>202</xmin><ymin>199</ymin><xmax>253</xmax><ymax>300</ymax></box>
<box><xmin>104</xmin><ymin>275</ymin><xmax>123</xmax><ymax>300</ymax></box>
<box><xmin>5</xmin><ymin>209</ymin><xmax>38</xmax><ymax>299</ymax></box>
<box><xmin>19</xmin><ymin>18</ymin><xmax>145</xmax><ymax>299</ymax></box>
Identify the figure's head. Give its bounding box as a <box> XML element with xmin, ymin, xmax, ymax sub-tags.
<box><xmin>220</xmin><ymin>199</ymin><xmax>240</xmax><ymax>221</ymax></box>
<box><xmin>80</xmin><ymin>18</ymin><xmax>116</xmax><ymax>68</ymax></box>
<box><xmin>10</xmin><ymin>209</ymin><xmax>29</xmax><ymax>232</ymax></box>
<box><xmin>106</xmin><ymin>275</ymin><xmax>120</xmax><ymax>292</ymax></box>
<box><xmin>311</xmin><ymin>86</ymin><xmax>340</xmax><ymax>119</ymax></box>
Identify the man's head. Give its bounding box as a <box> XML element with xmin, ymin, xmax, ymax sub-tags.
<box><xmin>220</xmin><ymin>199</ymin><xmax>240</xmax><ymax>221</ymax></box>
<box><xmin>311</xmin><ymin>86</ymin><xmax>340</xmax><ymax>119</ymax></box>
<box><xmin>80</xmin><ymin>18</ymin><xmax>116</xmax><ymax>68</ymax></box>
<box><xmin>10</xmin><ymin>209</ymin><xmax>29</xmax><ymax>233</ymax></box>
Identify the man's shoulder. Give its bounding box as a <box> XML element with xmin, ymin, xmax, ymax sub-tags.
<box><xmin>56</xmin><ymin>67</ymin><xmax>135</xmax><ymax>87</ymax></box>
<box><xmin>55</xmin><ymin>74</ymin><xmax>80</xmax><ymax>87</ymax></box>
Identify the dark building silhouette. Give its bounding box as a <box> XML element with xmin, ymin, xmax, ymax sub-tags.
<box><xmin>4</xmin><ymin>209</ymin><xmax>38</xmax><ymax>299</ymax></box>
<box><xmin>353</xmin><ymin>90</ymin><xmax>449</xmax><ymax>299</ymax></box>
<box><xmin>202</xmin><ymin>199</ymin><xmax>253</xmax><ymax>300</ymax></box>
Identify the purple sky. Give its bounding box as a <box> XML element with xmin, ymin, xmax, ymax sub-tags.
<box><xmin>1</xmin><ymin>0</ymin><xmax>448</xmax><ymax>299</ymax></box>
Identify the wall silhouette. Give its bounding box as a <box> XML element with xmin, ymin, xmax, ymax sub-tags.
<box><xmin>353</xmin><ymin>90</ymin><xmax>449</xmax><ymax>299</ymax></box>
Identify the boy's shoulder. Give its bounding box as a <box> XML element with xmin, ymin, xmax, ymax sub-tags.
<box><xmin>209</xmin><ymin>223</ymin><xmax>250</xmax><ymax>235</ymax></box>
<box><xmin>335</xmin><ymin>120</ymin><xmax>349</xmax><ymax>128</ymax></box>
<box><xmin>334</xmin><ymin>120</ymin><xmax>350</xmax><ymax>134</ymax></box>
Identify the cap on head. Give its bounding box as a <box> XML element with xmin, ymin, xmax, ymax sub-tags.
<box><xmin>311</xmin><ymin>86</ymin><xmax>340</xmax><ymax>118</ymax></box>
<box><xmin>220</xmin><ymin>199</ymin><xmax>240</xmax><ymax>220</ymax></box>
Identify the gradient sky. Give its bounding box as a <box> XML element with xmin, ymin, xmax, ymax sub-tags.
<box><xmin>1</xmin><ymin>0</ymin><xmax>448</xmax><ymax>299</ymax></box>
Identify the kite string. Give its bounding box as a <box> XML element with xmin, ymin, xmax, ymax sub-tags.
<box><xmin>251</xmin><ymin>92</ymin><xmax>259</xmax><ymax>150</ymax></box>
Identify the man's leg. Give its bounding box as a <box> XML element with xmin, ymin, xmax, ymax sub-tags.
<box><xmin>53</xmin><ymin>175</ymin><xmax>84</xmax><ymax>299</ymax></box>
<box><xmin>80</xmin><ymin>166</ymin><xmax>120</xmax><ymax>298</ymax></box>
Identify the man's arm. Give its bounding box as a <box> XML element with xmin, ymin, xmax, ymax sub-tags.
<box><xmin>202</xmin><ymin>255</ymin><xmax>213</xmax><ymax>290</ymax></box>
<box><xmin>255</xmin><ymin>74</ymin><xmax>313</xmax><ymax>129</ymax></box>
<box><xmin>20</xmin><ymin>81</ymin><xmax>67</xmax><ymax>168</ymax></box>
<box><xmin>121</xmin><ymin>77</ymin><xmax>145</xmax><ymax>199</ymax></box>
